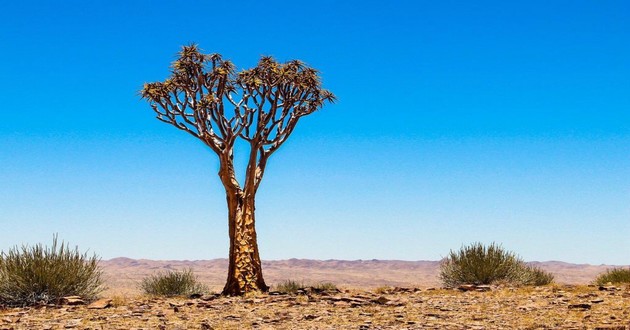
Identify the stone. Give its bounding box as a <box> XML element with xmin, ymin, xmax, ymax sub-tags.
<box><xmin>201</xmin><ymin>294</ymin><xmax>221</xmax><ymax>301</ymax></box>
<box><xmin>63</xmin><ymin>319</ymin><xmax>82</xmax><ymax>328</ymax></box>
<box><xmin>61</xmin><ymin>296</ymin><xmax>85</xmax><ymax>305</ymax></box>
<box><xmin>475</xmin><ymin>285</ymin><xmax>491</xmax><ymax>292</ymax></box>
<box><xmin>373</xmin><ymin>296</ymin><xmax>390</xmax><ymax>305</ymax></box>
<box><xmin>200</xmin><ymin>320</ymin><xmax>213</xmax><ymax>330</ymax></box>
<box><xmin>568</xmin><ymin>303</ymin><xmax>591</xmax><ymax>310</ymax></box>
<box><xmin>599</xmin><ymin>285</ymin><xmax>618</xmax><ymax>291</ymax></box>
<box><xmin>87</xmin><ymin>298</ymin><xmax>112</xmax><ymax>309</ymax></box>
<box><xmin>458</xmin><ymin>285</ymin><xmax>477</xmax><ymax>292</ymax></box>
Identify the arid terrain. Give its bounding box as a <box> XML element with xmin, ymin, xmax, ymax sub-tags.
<box><xmin>100</xmin><ymin>258</ymin><xmax>623</xmax><ymax>295</ymax></box>
<box><xmin>2</xmin><ymin>259</ymin><xmax>629</xmax><ymax>329</ymax></box>
<box><xmin>1</xmin><ymin>284</ymin><xmax>629</xmax><ymax>329</ymax></box>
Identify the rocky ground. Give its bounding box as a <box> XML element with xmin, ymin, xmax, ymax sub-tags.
<box><xmin>1</xmin><ymin>284</ymin><xmax>629</xmax><ymax>329</ymax></box>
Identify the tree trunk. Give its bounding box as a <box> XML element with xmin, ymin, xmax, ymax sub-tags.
<box><xmin>221</xmin><ymin>188</ymin><xmax>268</xmax><ymax>295</ymax></box>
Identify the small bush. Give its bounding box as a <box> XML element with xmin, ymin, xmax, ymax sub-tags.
<box><xmin>313</xmin><ymin>282</ymin><xmax>338</xmax><ymax>291</ymax></box>
<box><xmin>273</xmin><ymin>280</ymin><xmax>337</xmax><ymax>294</ymax></box>
<box><xmin>439</xmin><ymin>242</ymin><xmax>554</xmax><ymax>287</ymax></box>
<box><xmin>520</xmin><ymin>265</ymin><xmax>555</xmax><ymax>286</ymax></box>
<box><xmin>595</xmin><ymin>268</ymin><xmax>630</xmax><ymax>285</ymax></box>
<box><xmin>0</xmin><ymin>235</ymin><xmax>104</xmax><ymax>307</ymax></box>
<box><xmin>274</xmin><ymin>279</ymin><xmax>303</xmax><ymax>294</ymax></box>
<box><xmin>140</xmin><ymin>268</ymin><xmax>207</xmax><ymax>297</ymax></box>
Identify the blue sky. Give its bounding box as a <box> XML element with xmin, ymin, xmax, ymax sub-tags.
<box><xmin>1</xmin><ymin>1</ymin><xmax>628</xmax><ymax>264</ymax></box>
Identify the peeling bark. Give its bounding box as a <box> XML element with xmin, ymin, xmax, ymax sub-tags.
<box><xmin>222</xmin><ymin>190</ymin><xmax>268</xmax><ymax>295</ymax></box>
<box><xmin>219</xmin><ymin>155</ymin><xmax>268</xmax><ymax>295</ymax></box>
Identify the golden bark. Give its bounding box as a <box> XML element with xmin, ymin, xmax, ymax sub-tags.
<box><xmin>219</xmin><ymin>156</ymin><xmax>268</xmax><ymax>295</ymax></box>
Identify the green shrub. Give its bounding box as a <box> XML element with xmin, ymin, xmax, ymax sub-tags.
<box><xmin>0</xmin><ymin>235</ymin><xmax>104</xmax><ymax>307</ymax></box>
<box><xmin>140</xmin><ymin>268</ymin><xmax>208</xmax><ymax>297</ymax></box>
<box><xmin>274</xmin><ymin>279</ymin><xmax>303</xmax><ymax>294</ymax></box>
<box><xmin>519</xmin><ymin>265</ymin><xmax>555</xmax><ymax>286</ymax></box>
<box><xmin>595</xmin><ymin>268</ymin><xmax>630</xmax><ymax>285</ymax></box>
<box><xmin>439</xmin><ymin>242</ymin><xmax>554</xmax><ymax>287</ymax></box>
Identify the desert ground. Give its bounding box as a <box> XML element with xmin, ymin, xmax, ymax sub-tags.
<box><xmin>1</xmin><ymin>259</ymin><xmax>629</xmax><ymax>329</ymax></box>
<box><xmin>100</xmin><ymin>258</ymin><xmax>623</xmax><ymax>295</ymax></box>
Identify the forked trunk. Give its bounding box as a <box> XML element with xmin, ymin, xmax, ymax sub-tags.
<box><xmin>221</xmin><ymin>188</ymin><xmax>268</xmax><ymax>295</ymax></box>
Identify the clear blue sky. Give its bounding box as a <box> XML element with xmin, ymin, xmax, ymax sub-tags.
<box><xmin>1</xmin><ymin>0</ymin><xmax>628</xmax><ymax>265</ymax></box>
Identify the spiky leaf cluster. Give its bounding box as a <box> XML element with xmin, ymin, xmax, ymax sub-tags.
<box><xmin>141</xmin><ymin>45</ymin><xmax>335</xmax><ymax>156</ymax></box>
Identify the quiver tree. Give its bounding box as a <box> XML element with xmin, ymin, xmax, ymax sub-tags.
<box><xmin>141</xmin><ymin>45</ymin><xmax>335</xmax><ymax>296</ymax></box>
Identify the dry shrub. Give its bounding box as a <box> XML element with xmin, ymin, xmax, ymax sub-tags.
<box><xmin>440</xmin><ymin>242</ymin><xmax>554</xmax><ymax>287</ymax></box>
<box><xmin>0</xmin><ymin>235</ymin><xmax>104</xmax><ymax>306</ymax></box>
<box><xmin>140</xmin><ymin>268</ymin><xmax>208</xmax><ymax>297</ymax></box>
<box><xmin>595</xmin><ymin>268</ymin><xmax>630</xmax><ymax>285</ymax></box>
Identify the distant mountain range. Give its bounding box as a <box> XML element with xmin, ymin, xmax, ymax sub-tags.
<box><xmin>100</xmin><ymin>258</ymin><xmax>625</xmax><ymax>295</ymax></box>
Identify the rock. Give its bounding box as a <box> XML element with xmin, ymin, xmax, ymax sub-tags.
<box><xmin>63</xmin><ymin>319</ymin><xmax>82</xmax><ymax>328</ymax></box>
<box><xmin>568</xmin><ymin>303</ymin><xmax>591</xmax><ymax>310</ymax></box>
<box><xmin>599</xmin><ymin>285</ymin><xmax>618</xmax><ymax>291</ymax></box>
<box><xmin>590</xmin><ymin>298</ymin><xmax>604</xmax><ymax>304</ymax></box>
<box><xmin>373</xmin><ymin>296</ymin><xmax>390</xmax><ymax>305</ymax></box>
<box><xmin>61</xmin><ymin>296</ymin><xmax>85</xmax><ymax>305</ymax></box>
<box><xmin>200</xmin><ymin>319</ymin><xmax>214</xmax><ymax>330</ymax></box>
<box><xmin>475</xmin><ymin>285</ymin><xmax>492</xmax><ymax>292</ymax></box>
<box><xmin>201</xmin><ymin>294</ymin><xmax>220</xmax><ymax>301</ymax></box>
<box><xmin>458</xmin><ymin>285</ymin><xmax>477</xmax><ymax>292</ymax></box>
<box><xmin>87</xmin><ymin>298</ymin><xmax>112</xmax><ymax>309</ymax></box>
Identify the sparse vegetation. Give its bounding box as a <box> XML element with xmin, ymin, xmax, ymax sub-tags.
<box><xmin>520</xmin><ymin>265</ymin><xmax>555</xmax><ymax>286</ymax></box>
<box><xmin>313</xmin><ymin>282</ymin><xmax>338</xmax><ymax>291</ymax></box>
<box><xmin>439</xmin><ymin>242</ymin><xmax>554</xmax><ymax>287</ymax></box>
<box><xmin>140</xmin><ymin>268</ymin><xmax>208</xmax><ymax>297</ymax></box>
<box><xmin>595</xmin><ymin>267</ymin><xmax>630</xmax><ymax>285</ymax></box>
<box><xmin>273</xmin><ymin>280</ymin><xmax>338</xmax><ymax>294</ymax></box>
<box><xmin>274</xmin><ymin>280</ymin><xmax>304</xmax><ymax>294</ymax></box>
<box><xmin>0</xmin><ymin>235</ymin><xmax>104</xmax><ymax>307</ymax></box>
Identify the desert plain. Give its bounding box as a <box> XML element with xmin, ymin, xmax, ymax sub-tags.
<box><xmin>1</xmin><ymin>258</ymin><xmax>629</xmax><ymax>329</ymax></box>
